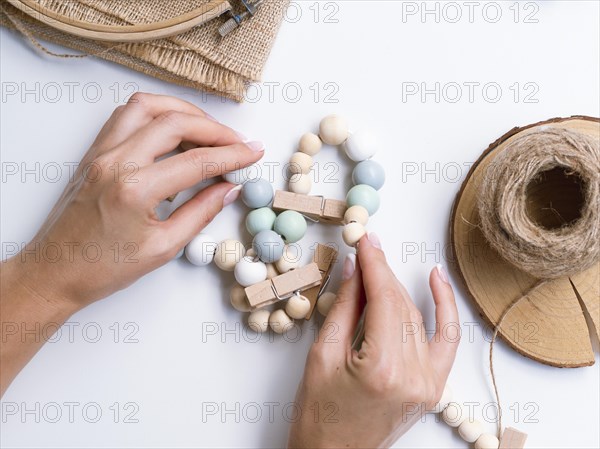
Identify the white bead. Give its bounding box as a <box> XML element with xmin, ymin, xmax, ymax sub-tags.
<box><xmin>342</xmin><ymin>222</ymin><xmax>367</xmax><ymax>247</ymax></box>
<box><xmin>344</xmin><ymin>205</ymin><xmax>369</xmax><ymax>226</ymax></box>
<box><xmin>458</xmin><ymin>419</ymin><xmax>484</xmax><ymax>443</ymax></box>
<box><xmin>214</xmin><ymin>239</ymin><xmax>245</xmax><ymax>271</ymax></box>
<box><xmin>266</xmin><ymin>263</ymin><xmax>279</xmax><ymax>279</ymax></box>
<box><xmin>248</xmin><ymin>309</ymin><xmax>270</xmax><ymax>333</ymax></box>
<box><xmin>286</xmin><ymin>294</ymin><xmax>311</xmax><ymax>319</ymax></box>
<box><xmin>269</xmin><ymin>309</ymin><xmax>294</xmax><ymax>334</ymax></box>
<box><xmin>275</xmin><ymin>246</ymin><xmax>301</xmax><ymax>273</ymax></box>
<box><xmin>175</xmin><ymin>248</ymin><xmax>184</xmax><ymax>259</ymax></box>
<box><xmin>344</xmin><ymin>129</ymin><xmax>377</xmax><ymax>162</ymax></box>
<box><xmin>475</xmin><ymin>433</ymin><xmax>500</xmax><ymax>449</ymax></box>
<box><xmin>442</xmin><ymin>402</ymin><xmax>466</xmax><ymax>428</ymax></box>
<box><xmin>317</xmin><ymin>292</ymin><xmax>336</xmax><ymax>316</ymax></box>
<box><xmin>289</xmin><ymin>173</ymin><xmax>312</xmax><ymax>195</ymax></box>
<box><xmin>223</xmin><ymin>163</ymin><xmax>261</xmax><ymax>184</ymax></box>
<box><xmin>185</xmin><ymin>233</ymin><xmax>217</xmax><ymax>266</ymax></box>
<box><xmin>289</xmin><ymin>152</ymin><xmax>313</xmax><ymax>175</ymax></box>
<box><xmin>433</xmin><ymin>384</ymin><xmax>453</xmax><ymax>413</ymax></box>
<box><xmin>319</xmin><ymin>114</ymin><xmax>349</xmax><ymax>145</ymax></box>
<box><xmin>234</xmin><ymin>256</ymin><xmax>268</xmax><ymax>287</ymax></box>
<box><xmin>230</xmin><ymin>284</ymin><xmax>250</xmax><ymax>312</ymax></box>
<box><xmin>299</xmin><ymin>132</ymin><xmax>322</xmax><ymax>156</ymax></box>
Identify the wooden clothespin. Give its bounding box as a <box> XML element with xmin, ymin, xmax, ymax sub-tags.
<box><xmin>302</xmin><ymin>244</ymin><xmax>338</xmax><ymax>320</ymax></box>
<box><xmin>272</xmin><ymin>191</ymin><xmax>347</xmax><ymax>225</ymax></box>
<box><xmin>245</xmin><ymin>262</ymin><xmax>322</xmax><ymax>309</ymax></box>
<box><xmin>499</xmin><ymin>427</ymin><xmax>528</xmax><ymax>449</ymax></box>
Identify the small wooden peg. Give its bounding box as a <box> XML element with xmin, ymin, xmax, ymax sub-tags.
<box><xmin>499</xmin><ymin>427</ymin><xmax>528</xmax><ymax>449</ymax></box>
<box><xmin>245</xmin><ymin>262</ymin><xmax>322</xmax><ymax>309</ymax></box>
<box><xmin>303</xmin><ymin>244</ymin><xmax>338</xmax><ymax>319</ymax></box>
<box><xmin>272</xmin><ymin>190</ymin><xmax>346</xmax><ymax>225</ymax></box>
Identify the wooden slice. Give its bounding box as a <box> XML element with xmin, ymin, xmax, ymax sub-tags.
<box><xmin>451</xmin><ymin>116</ymin><xmax>600</xmax><ymax>367</ymax></box>
<box><xmin>5</xmin><ymin>0</ymin><xmax>231</xmax><ymax>42</ymax></box>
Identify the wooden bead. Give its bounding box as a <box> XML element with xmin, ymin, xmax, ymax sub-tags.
<box><xmin>275</xmin><ymin>246</ymin><xmax>301</xmax><ymax>273</ymax></box>
<box><xmin>475</xmin><ymin>433</ymin><xmax>500</xmax><ymax>449</ymax></box>
<box><xmin>458</xmin><ymin>419</ymin><xmax>484</xmax><ymax>443</ymax></box>
<box><xmin>317</xmin><ymin>292</ymin><xmax>336</xmax><ymax>316</ymax></box>
<box><xmin>442</xmin><ymin>402</ymin><xmax>466</xmax><ymax>427</ymax></box>
<box><xmin>214</xmin><ymin>239</ymin><xmax>245</xmax><ymax>271</ymax></box>
<box><xmin>433</xmin><ymin>384</ymin><xmax>453</xmax><ymax>413</ymax></box>
<box><xmin>344</xmin><ymin>129</ymin><xmax>377</xmax><ymax>162</ymax></box>
<box><xmin>353</xmin><ymin>160</ymin><xmax>385</xmax><ymax>190</ymax></box>
<box><xmin>252</xmin><ymin>230</ymin><xmax>285</xmax><ymax>263</ymax></box>
<box><xmin>234</xmin><ymin>256</ymin><xmax>268</xmax><ymax>287</ymax></box>
<box><xmin>286</xmin><ymin>294</ymin><xmax>311</xmax><ymax>319</ymax></box>
<box><xmin>342</xmin><ymin>222</ymin><xmax>367</xmax><ymax>247</ymax></box>
<box><xmin>299</xmin><ymin>132</ymin><xmax>322</xmax><ymax>156</ymax></box>
<box><xmin>246</xmin><ymin>207</ymin><xmax>276</xmax><ymax>236</ymax></box>
<box><xmin>346</xmin><ymin>184</ymin><xmax>380</xmax><ymax>215</ymax></box>
<box><xmin>289</xmin><ymin>152</ymin><xmax>313</xmax><ymax>175</ymax></box>
<box><xmin>248</xmin><ymin>309</ymin><xmax>270</xmax><ymax>333</ymax></box>
<box><xmin>274</xmin><ymin>210</ymin><xmax>307</xmax><ymax>243</ymax></box>
<box><xmin>289</xmin><ymin>173</ymin><xmax>312</xmax><ymax>194</ymax></box>
<box><xmin>242</xmin><ymin>178</ymin><xmax>274</xmax><ymax>209</ymax></box>
<box><xmin>185</xmin><ymin>233</ymin><xmax>217</xmax><ymax>266</ymax></box>
<box><xmin>230</xmin><ymin>284</ymin><xmax>251</xmax><ymax>312</ymax></box>
<box><xmin>269</xmin><ymin>309</ymin><xmax>294</xmax><ymax>334</ymax></box>
<box><xmin>246</xmin><ymin>247</ymin><xmax>257</xmax><ymax>258</ymax></box>
<box><xmin>266</xmin><ymin>263</ymin><xmax>279</xmax><ymax>279</ymax></box>
<box><xmin>344</xmin><ymin>205</ymin><xmax>369</xmax><ymax>226</ymax></box>
<box><xmin>319</xmin><ymin>114</ymin><xmax>349</xmax><ymax>145</ymax></box>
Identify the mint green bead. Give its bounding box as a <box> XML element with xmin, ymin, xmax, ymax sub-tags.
<box><xmin>346</xmin><ymin>184</ymin><xmax>380</xmax><ymax>215</ymax></box>
<box><xmin>274</xmin><ymin>210</ymin><xmax>307</xmax><ymax>243</ymax></box>
<box><xmin>246</xmin><ymin>207</ymin><xmax>276</xmax><ymax>236</ymax></box>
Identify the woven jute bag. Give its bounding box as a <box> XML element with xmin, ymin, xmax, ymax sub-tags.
<box><xmin>1</xmin><ymin>0</ymin><xmax>290</xmax><ymax>102</ymax></box>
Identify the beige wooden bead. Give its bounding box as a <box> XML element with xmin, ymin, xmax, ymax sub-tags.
<box><xmin>319</xmin><ymin>114</ymin><xmax>349</xmax><ymax>145</ymax></box>
<box><xmin>214</xmin><ymin>239</ymin><xmax>245</xmax><ymax>271</ymax></box>
<box><xmin>286</xmin><ymin>294</ymin><xmax>311</xmax><ymax>319</ymax></box>
<box><xmin>275</xmin><ymin>246</ymin><xmax>301</xmax><ymax>273</ymax></box>
<box><xmin>289</xmin><ymin>173</ymin><xmax>312</xmax><ymax>195</ymax></box>
<box><xmin>432</xmin><ymin>384</ymin><xmax>453</xmax><ymax>413</ymax></box>
<box><xmin>458</xmin><ymin>419</ymin><xmax>484</xmax><ymax>443</ymax></box>
<box><xmin>269</xmin><ymin>309</ymin><xmax>294</xmax><ymax>334</ymax></box>
<box><xmin>474</xmin><ymin>433</ymin><xmax>500</xmax><ymax>449</ymax></box>
<box><xmin>344</xmin><ymin>205</ymin><xmax>369</xmax><ymax>226</ymax></box>
<box><xmin>289</xmin><ymin>152</ymin><xmax>313</xmax><ymax>175</ymax></box>
<box><xmin>248</xmin><ymin>309</ymin><xmax>270</xmax><ymax>333</ymax></box>
<box><xmin>299</xmin><ymin>132</ymin><xmax>322</xmax><ymax>156</ymax></box>
<box><xmin>316</xmin><ymin>292</ymin><xmax>336</xmax><ymax>316</ymax></box>
<box><xmin>342</xmin><ymin>222</ymin><xmax>367</xmax><ymax>247</ymax></box>
<box><xmin>442</xmin><ymin>402</ymin><xmax>466</xmax><ymax>428</ymax></box>
<box><xmin>266</xmin><ymin>263</ymin><xmax>279</xmax><ymax>279</ymax></box>
<box><xmin>230</xmin><ymin>284</ymin><xmax>251</xmax><ymax>312</ymax></box>
<box><xmin>246</xmin><ymin>247</ymin><xmax>257</xmax><ymax>258</ymax></box>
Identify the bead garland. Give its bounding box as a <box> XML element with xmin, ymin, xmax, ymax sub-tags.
<box><xmin>184</xmin><ymin>114</ymin><xmax>385</xmax><ymax>334</ymax></box>
<box><xmin>434</xmin><ymin>384</ymin><xmax>500</xmax><ymax>449</ymax></box>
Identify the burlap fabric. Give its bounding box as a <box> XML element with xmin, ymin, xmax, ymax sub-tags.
<box><xmin>0</xmin><ymin>0</ymin><xmax>289</xmax><ymax>101</ymax></box>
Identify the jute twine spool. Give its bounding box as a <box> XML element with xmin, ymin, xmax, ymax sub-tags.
<box><xmin>473</xmin><ymin>126</ymin><xmax>599</xmax><ymax>436</ymax></box>
<box><xmin>478</xmin><ymin>128</ymin><xmax>600</xmax><ymax>279</ymax></box>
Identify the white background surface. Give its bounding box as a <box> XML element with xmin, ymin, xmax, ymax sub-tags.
<box><xmin>1</xmin><ymin>1</ymin><xmax>599</xmax><ymax>448</ymax></box>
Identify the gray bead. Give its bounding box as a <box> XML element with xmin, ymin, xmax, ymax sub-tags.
<box><xmin>242</xmin><ymin>178</ymin><xmax>274</xmax><ymax>208</ymax></box>
<box><xmin>252</xmin><ymin>230</ymin><xmax>285</xmax><ymax>263</ymax></box>
<box><xmin>352</xmin><ymin>160</ymin><xmax>385</xmax><ymax>190</ymax></box>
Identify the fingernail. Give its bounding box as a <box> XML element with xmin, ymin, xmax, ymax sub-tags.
<box><xmin>205</xmin><ymin>113</ymin><xmax>219</xmax><ymax>123</ymax></box>
<box><xmin>235</xmin><ymin>130</ymin><xmax>248</xmax><ymax>141</ymax></box>
<box><xmin>436</xmin><ymin>263</ymin><xmax>449</xmax><ymax>284</ymax></box>
<box><xmin>368</xmin><ymin>232</ymin><xmax>382</xmax><ymax>249</ymax></box>
<box><xmin>342</xmin><ymin>253</ymin><xmax>356</xmax><ymax>280</ymax></box>
<box><xmin>245</xmin><ymin>141</ymin><xmax>265</xmax><ymax>152</ymax></box>
<box><xmin>223</xmin><ymin>185</ymin><xmax>242</xmax><ymax>207</ymax></box>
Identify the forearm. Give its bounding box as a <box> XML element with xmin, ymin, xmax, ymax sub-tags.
<box><xmin>0</xmin><ymin>258</ymin><xmax>80</xmax><ymax>397</ymax></box>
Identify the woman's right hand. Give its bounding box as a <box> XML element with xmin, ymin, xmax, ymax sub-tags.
<box><xmin>288</xmin><ymin>233</ymin><xmax>460</xmax><ymax>448</ymax></box>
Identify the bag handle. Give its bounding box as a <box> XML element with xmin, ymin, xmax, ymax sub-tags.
<box><xmin>6</xmin><ymin>0</ymin><xmax>232</xmax><ymax>42</ymax></box>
